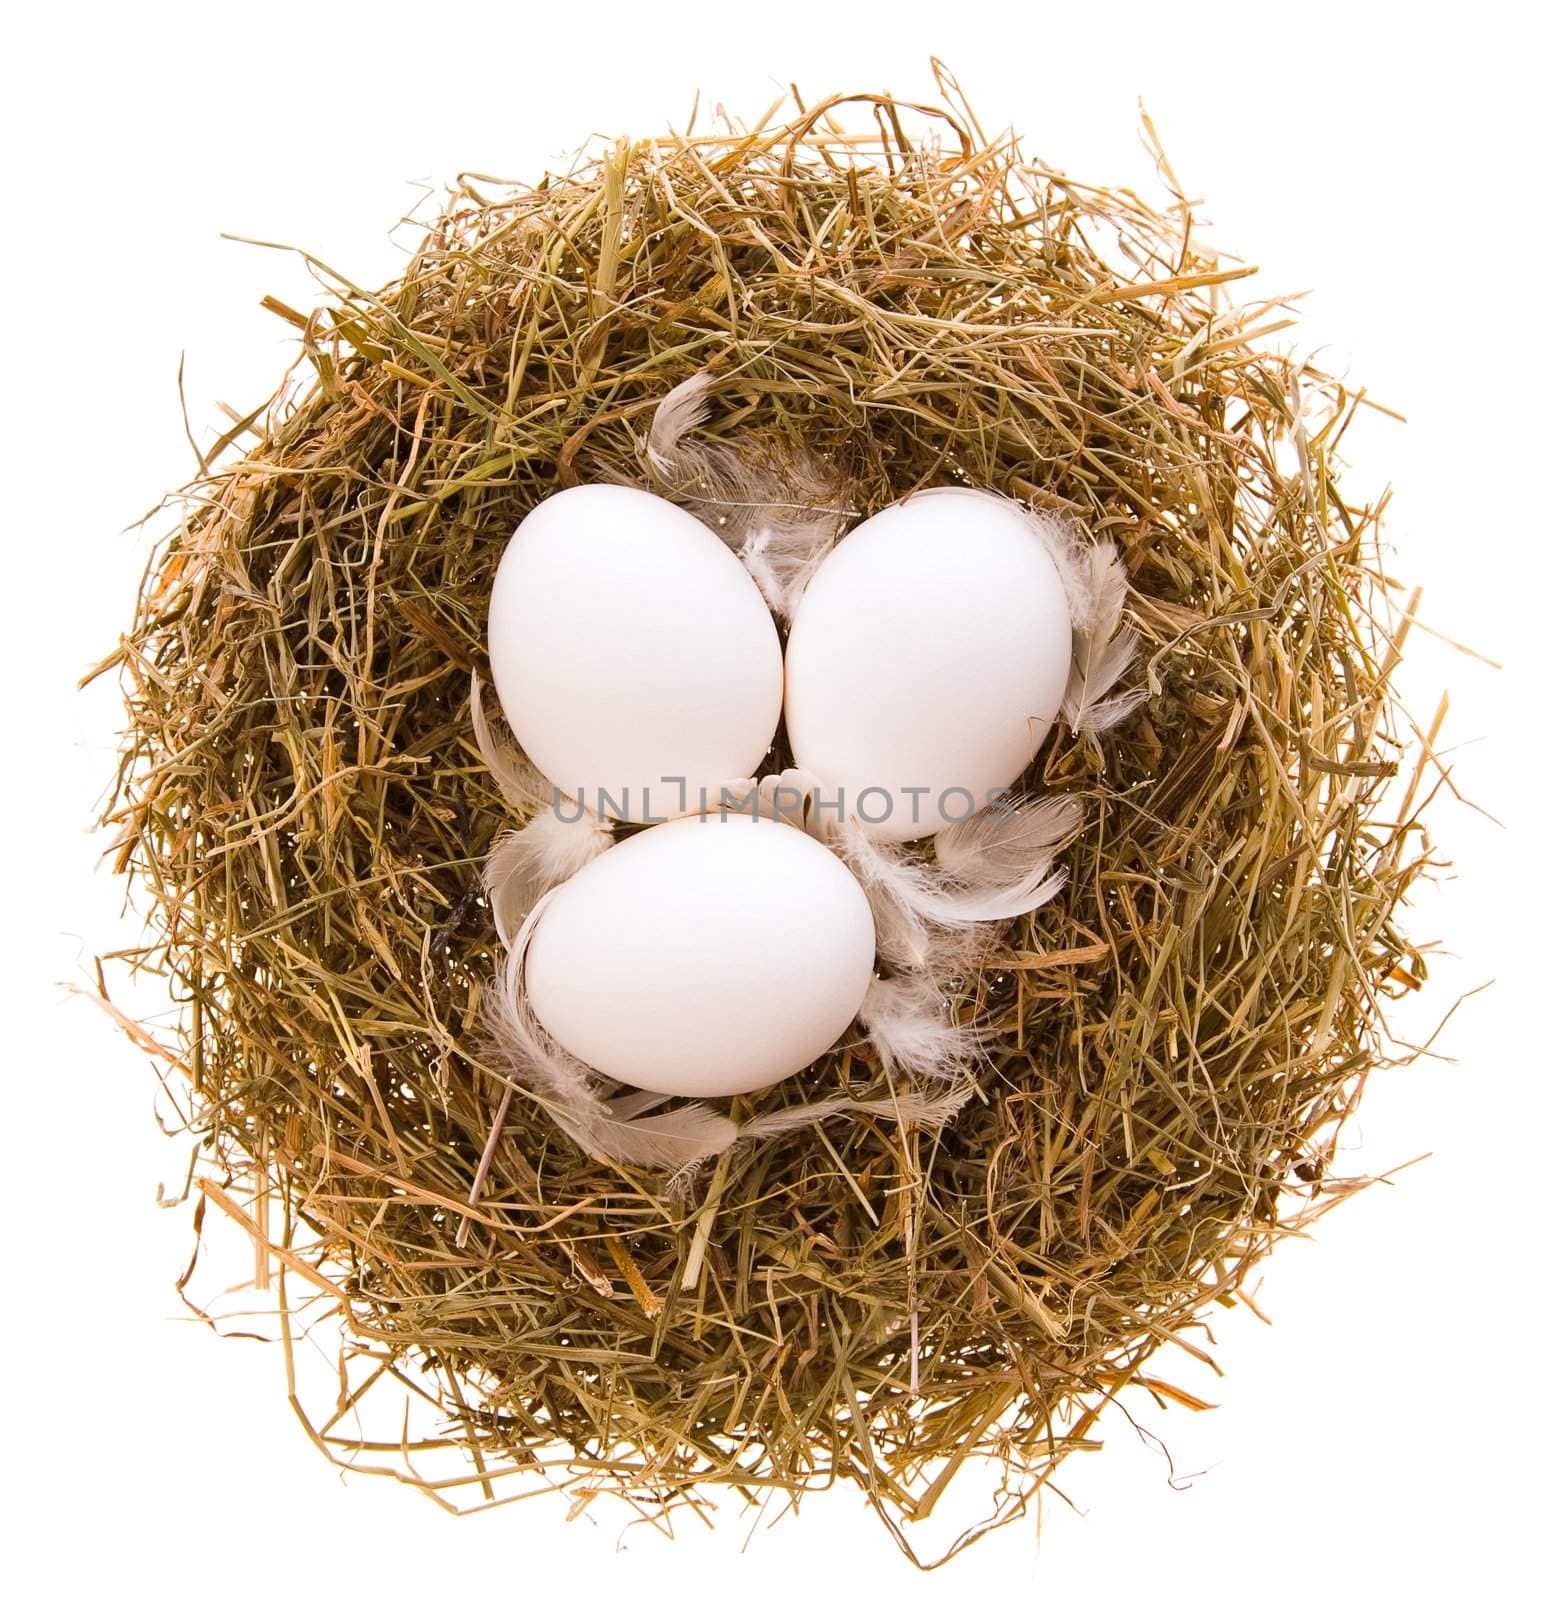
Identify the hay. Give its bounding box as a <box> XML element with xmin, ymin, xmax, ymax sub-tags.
<box><xmin>93</xmin><ymin>73</ymin><xmax>1440</xmax><ymax>1566</ymax></box>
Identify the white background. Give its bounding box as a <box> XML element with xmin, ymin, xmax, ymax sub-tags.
<box><xmin>3</xmin><ymin>1</ymin><xmax>1554</xmax><ymax>1592</ymax></box>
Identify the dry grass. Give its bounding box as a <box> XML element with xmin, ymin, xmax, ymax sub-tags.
<box><xmin>92</xmin><ymin>72</ymin><xmax>1440</xmax><ymax>1565</ymax></box>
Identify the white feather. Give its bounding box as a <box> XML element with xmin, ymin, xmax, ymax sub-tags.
<box><xmin>589</xmin><ymin>1097</ymin><xmax>741</xmax><ymax>1169</ymax></box>
<box><xmin>484</xmin><ymin>809</ymin><xmax>613</xmax><ymax>949</ymax></box>
<box><xmin>856</xmin><ymin>972</ymin><xmax>978</xmax><ymax>1083</ymax></box>
<box><xmin>1011</xmin><ymin>501</ymin><xmax>1098</xmax><ymax>620</ymax></box>
<box><xmin>469</xmin><ymin>671</ymin><xmax>553</xmax><ymax>814</ymax></box>
<box><xmin>481</xmin><ymin>894</ymin><xmax>602</xmax><ymax>1127</ymax></box>
<box><xmin>641</xmin><ymin>373</ymin><xmax>848</xmax><ymax>620</ymax></box>
<box><xmin>1013</xmin><ymin>512</ymin><xmax>1144</xmax><ymax>736</ymax></box>
<box><xmin>730</xmin><ymin>507</ymin><xmax>845</xmax><ymax>620</ymax></box>
<box><xmin>713</xmin><ymin>768</ymin><xmax>840</xmax><ymax>843</ymax></box>
<box><xmin>647</xmin><ymin>372</ymin><xmax>718</xmax><ymax>477</ymax></box>
<box><xmin>1058</xmin><ymin>540</ymin><xmax>1146</xmax><ymax>734</ymax></box>
<box><xmin>933</xmin><ymin>793</ymin><xmax>1082</xmax><ymax>890</ymax></box>
<box><xmin>839</xmin><ymin>808</ymin><xmax>1073</xmax><ymax>935</ymax></box>
<box><xmin>471</xmin><ymin>671</ymin><xmax>612</xmax><ymax>946</ymax></box>
<box><xmin>741</xmin><ymin>1081</ymin><xmax>973</xmax><ymax>1139</ymax></box>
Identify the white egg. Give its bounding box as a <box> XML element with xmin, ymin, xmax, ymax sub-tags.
<box><xmin>487</xmin><ymin>483</ymin><xmax>782</xmax><ymax>824</ymax></box>
<box><xmin>783</xmin><ymin>487</ymin><xmax>1073</xmax><ymax>842</ymax></box>
<box><xmin>525</xmin><ymin>815</ymin><xmax>876</xmax><ymax>1098</ymax></box>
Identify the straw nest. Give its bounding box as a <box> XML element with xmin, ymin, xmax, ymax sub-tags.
<box><xmin>97</xmin><ymin>76</ymin><xmax>1438</xmax><ymax>1565</ymax></box>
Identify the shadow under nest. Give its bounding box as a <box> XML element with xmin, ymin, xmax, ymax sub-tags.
<box><xmin>100</xmin><ymin>84</ymin><xmax>1433</xmax><ymax>1566</ymax></box>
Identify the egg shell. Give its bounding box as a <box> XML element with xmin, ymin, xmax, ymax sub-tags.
<box><xmin>525</xmin><ymin>815</ymin><xmax>877</xmax><ymax>1098</ymax></box>
<box><xmin>487</xmin><ymin>483</ymin><xmax>783</xmax><ymax>824</ymax></box>
<box><xmin>783</xmin><ymin>487</ymin><xmax>1073</xmax><ymax>841</ymax></box>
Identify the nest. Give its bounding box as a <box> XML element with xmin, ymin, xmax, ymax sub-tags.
<box><xmin>98</xmin><ymin>77</ymin><xmax>1437</xmax><ymax>1566</ymax></box>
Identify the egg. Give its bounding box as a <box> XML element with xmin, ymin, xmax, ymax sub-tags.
<box><xmin>525</xmin><ymin>815</ymin><xmax>876</xmax><ymax>1098</ymax></box>
<box><xmin>487</xmin><ymin>483</ymin><xmax>782</xmax><ymax>824</ymax></box>
<box><xmin>783</xmin><ymin>487</ymin><xmax>1073</xmax><ymax>842</ymax></box>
